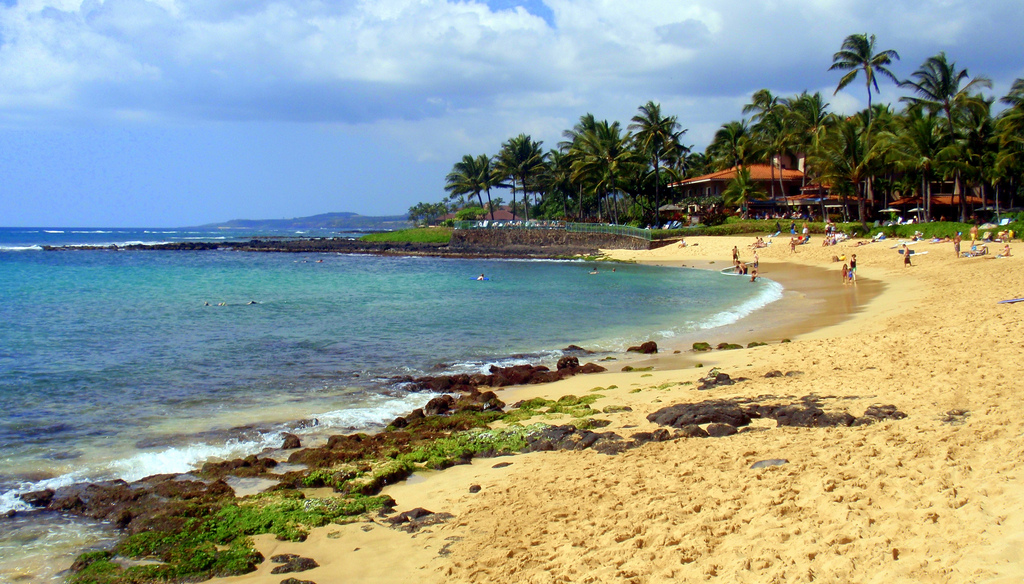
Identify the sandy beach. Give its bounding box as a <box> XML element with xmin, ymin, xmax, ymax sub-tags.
<box><xmin>213</xmin><ymin>234</ymin><xmax>1024</xmax><ymax>584</ymax></box>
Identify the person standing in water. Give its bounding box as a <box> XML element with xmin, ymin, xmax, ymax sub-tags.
<box><xmin>849</xmin><ymin>254</ymin><xmax>857</xmax><ymax>282</ymax></box>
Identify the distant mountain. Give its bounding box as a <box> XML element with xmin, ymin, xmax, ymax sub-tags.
<box><xmin>195</xmin><ymin>212</ymin><xmax>411</xmax><ymax>231</ymax></box>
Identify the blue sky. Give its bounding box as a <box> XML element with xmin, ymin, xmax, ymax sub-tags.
<box><xmin>1</xmin><ymin>0</ymin><xmax>1022</xmax><ymax>227</ymax></box>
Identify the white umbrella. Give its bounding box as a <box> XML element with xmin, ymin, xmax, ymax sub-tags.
<box><xmin>880</xmin><ymin>207</ymin><xmax>901</xmax><ymax>212</ymax></box>
<box><xmin>908</xmin><ymin>207</ymin><xmax>923</xmax><ymax>212</ymax></box>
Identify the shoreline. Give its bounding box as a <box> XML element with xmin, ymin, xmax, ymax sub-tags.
<box><xmin>203</xmin><ymin>233</ymin><xmax>1024</xmax><ymax>584</ymax></box>
<box><xmin>13</xmin><ymin>233</ymin><xmax>1024</xmax><ymax>584</ymax></box>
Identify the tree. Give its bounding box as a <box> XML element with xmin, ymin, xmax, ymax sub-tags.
<box><xmin>830</xmin><ymin>33</ymin><xmax>900</xmax><ymax>223</ymax></box>
<box><xmin>407</xmin><ymin>201</ymin><xmax>448</xmax><ymax>226</ymax></box>
<box><xmin>629</xmin><ymin>101</ymin><xmax>687</xmax><ymax>227</ymax></box>
<box><xmin>786</xmin><ymin>92</ymin><xmax>837</xmax><ymax>186</ymax></box>
<box><xmin>707</xmin><ymin>120</ymin><xmax>753</xmax><ymax>171</ymax></box>
<box><xmin>495</xmin><ymin>134</ymin><xmax>546</xmax><ymax>220</ymax></box>
<box><xmin>445</xmin><ymin>154</ymin><xmax>488</xmax><ymax>212</ymax></box>
<box><xmin>881</xmin><ymin>107</ymin><xmax>945</xmax><ymax>220</ymax></box>
<box><xmin>829</xmin><ymin>33</ymin><xmax>900</xmax><ymax>136</ymax></box>
<box><xmin>900</xmin><ymin>52</ymin><xmax>992</xmax><ymax>220</ymax></box>
<box><xmin>812</xmin><ymin>116</ymin><xmax>874</xmax><ymax>223</ymax></box>
<box><xmin>722</xmin><ymin>167</ymin><xmax>767</xmax><ymax>218</ymax></box>
<box><xmin>569</xmin><ymin>120</ymin><xmax>640</xmax><ymax>224</ymax></box>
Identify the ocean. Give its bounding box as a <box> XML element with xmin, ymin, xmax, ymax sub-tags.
<box><xmin>0</xmin><ymin>226</ymin><xmax>783</xmax><ymax>580</ymax></box>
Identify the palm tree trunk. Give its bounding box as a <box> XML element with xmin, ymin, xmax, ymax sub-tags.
<box><xmin>485</xmin><ymin>187</ymin><xmax>495</xmax><ymax>220</ymax></box>
<box><xmin>858</xmin><ymin>182</ymin><xmax>867</xmax><ymax>228</ymax></box>
<box><xmin>653</xmin><ymin>158</ymin><xmax>661</xmax><ymax>228</ymax></box>
<box><xmin>956</xmin><ymin>171</ymin><xmax>967</xmax><ymax>222</ymax></box>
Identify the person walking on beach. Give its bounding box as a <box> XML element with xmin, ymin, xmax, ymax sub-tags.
<box><xmin>753</xmin><ymin>251</ymin><xmax>760</xmax><ymax>269</ymax></box>
<box><xmin>954</xmin><ymin>233</ymin><xmax>961</xmax><ymax>258</ymax></box>
<box><xmin>903</xmin><ymin>244</ymin><xmax>912</xmax><ymax>267</ymax></box>
<box><xmin>732</xmin><ymin>246</ymin><xmax>739</xmax><ymax>263</ymax></box>
<box><xmin>970</xmin><ymin>224</ymin><xmax>978</xmax><ymax>244</ymax></box>
<box><xmin>850</xmin><ymin>254</ymin><xmax>857</xmax><ymax>282</ymax></box>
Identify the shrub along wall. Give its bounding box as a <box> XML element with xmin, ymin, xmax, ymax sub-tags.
<box><xmin>450</xmin><ymin>229</ymin><xmax>650</xmax><ymax>251</ymax></box>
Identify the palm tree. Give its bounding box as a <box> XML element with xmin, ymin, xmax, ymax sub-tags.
<box><xmin>722</xmin><ymin>167</ymin><xmax>767</xmax><ymax>218</ymax></box>
<box><xmin>786</xmin><ymin>92</ymin><xmax>837</xmax><ymax>187</ymax></box>
<box><xmin>495</xmin><ymin>134</ymin><xmax>546</xmax><ymax>220</ymax></box>
<box><xmin>813</xmin><ymin>116</ymin><xmax>874</xmax><ymax>223</ymax></box>
<box><xmin>445</xmin><ymin>154</ymin><xmax>487</xmax><ymax>211</ymax></box>
<box><xmin>829</xmin><ymin>33</ymin><xmax>901</xmax><ymax>136</ymax></box>
<box><xmin>629</xmin><ymin>101</ymin><xmax>687</xmax><ymax>227</ymax></box>
<box><xmin>900</xmin><ymin>52</ymin><xmax>993</xmax><ymax>220</ymax></box>
<box><xmin>570</xmin><ymin>120</ymin><xmax>639</xmax><ymax>224</ymax></box>
<box><xmin>707</xmin><ymin>120</ymin><xmax>753</xmax><ymax>171</ymax></box>
<box><xmin>996</xmin><ymin>79</ymin><xmax>1024</xmax><ymax>195</ymax></box>
<box><xmin>830</xmin><ymin>33</ymin><xmax>900</xmax><ymax>222</ymax></box>
<box><xmin>881</xmin><ymin>107</ymin><xmax>945</xmax><ymax>220</ymax></box>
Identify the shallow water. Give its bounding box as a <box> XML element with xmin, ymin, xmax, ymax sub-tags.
<box><xmin>0</xmin><ymin>227</ymin><xmax>783</xmax><ymax>578</ymax></box>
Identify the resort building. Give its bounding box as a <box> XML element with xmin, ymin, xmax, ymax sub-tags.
<box><xmin>670</xmin><ymin>162</ymin><xmax>806</xmax><ymax>201</ymax></box>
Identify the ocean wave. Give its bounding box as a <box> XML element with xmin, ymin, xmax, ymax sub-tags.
<box><xmin>70</xmin><ymin>231</ymin><xmax>112</xmax><ymax>234</ymax></box>
<box><xmin>0</xmin><ymin>392</ymin><xmax>439</xmax><ymax>514</ymax></box>
<box><xmin>697</xmin><ymin>278</ymin><xmax>785</xmax><ymax>330</ymax></box>
<box><xmin>0</xmin><ymin>245</ymin><xmax>43</xmax><ymax>252</ymax></box>
<box><xmin>312</xmin><ymin>392</ymin><xmax>441</xmax><ymax>429</ymax></box>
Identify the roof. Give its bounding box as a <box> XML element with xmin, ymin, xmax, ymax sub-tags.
<box><xmin>671</xmin><ymin>164</ymin><xmax>805</xmax><ymax>187</ymax></box>
<box><xmin>890</xmin><ymin>195</ymin><xmax>985</xmax><ymax>206</ymax></box>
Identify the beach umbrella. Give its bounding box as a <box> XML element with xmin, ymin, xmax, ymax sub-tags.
<box><xmin>880</xmin><ymin>207</ymin><xmax>900</xmax><ymax>212</ymax></box>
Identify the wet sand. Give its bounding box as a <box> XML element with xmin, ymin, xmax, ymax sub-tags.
<box><xmin>203</xmin><ymin>233</ymin><xmax>1024</xmax><ymax>584</ymax></box>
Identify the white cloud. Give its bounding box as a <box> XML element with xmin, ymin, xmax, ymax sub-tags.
<box><xmin>0</xmin><ymin>0</ymin><xmax>1021</xmax><ymax>145</ymax></box>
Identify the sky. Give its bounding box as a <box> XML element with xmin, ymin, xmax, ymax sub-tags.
<box><xmin>1</xmin><ymin>0</ymin><xmax>1022</xmax><ymax>227</ymax></box>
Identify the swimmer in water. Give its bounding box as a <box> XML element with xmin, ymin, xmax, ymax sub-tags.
<box><xmin>476</xmin><ymin>274</ymin><xmax>485</xmax><ymax>281</ymax></box>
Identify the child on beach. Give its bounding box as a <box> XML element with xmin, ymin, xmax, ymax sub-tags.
<box><xmin>903</xmin><ymin>244</ymin><xmax>912</xmax><ymax>267</ymax></box>
<box><xmin>841</xmin><ymin>263</ymin><xmax>849</xmax><ymax>284</ymax></box>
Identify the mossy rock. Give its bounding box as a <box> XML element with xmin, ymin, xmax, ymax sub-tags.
<box><xmin>781</xmin><ymin>339</ymin><xmax>792</xmax><ymax>343</ymax></box>
<box><xmin>747</xmin><ymin>341</ymin><xmax>767</xmax><ymax>348</ymax></box>
<box><xmin>692</xmin><ymin>342</ymin><xmax>713</xmax><ymax>352</ymax></box>
<box><xmin>621</xmin><ymin>365</ymin><xmax>654</xmax><ymax>372</ymax></box>
<box><xmin>716</xmin><ymin>343</ymin><xmax>743</xmax><ymax>350</ymax></box>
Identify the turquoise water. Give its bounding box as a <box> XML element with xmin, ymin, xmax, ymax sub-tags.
<box><xmin>0</xmin><ymin>229</ymin><xmax>782</xmax><ymax>514</ymax></box>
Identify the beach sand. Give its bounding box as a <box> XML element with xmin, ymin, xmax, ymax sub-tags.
<box><xmin>213</xmin><ymin>234</ymin><xmax>1024</xmax><ymax>584</ymax></box>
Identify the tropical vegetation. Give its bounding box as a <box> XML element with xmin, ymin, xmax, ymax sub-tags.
<box><xmin>411</xmin><ymin>34</ymin><xmax>1023</xmax><ymax>230</ymax></box>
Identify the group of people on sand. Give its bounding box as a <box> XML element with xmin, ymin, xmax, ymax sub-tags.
<box><xmin>732</xmin><ymin>246</ymin><xmax>759</xmax><ymax>282</ymax></box>
<box><xmin>839</xmin><ymin>254</ymin><xmax>857</xmax><ymax>284</ymax></box>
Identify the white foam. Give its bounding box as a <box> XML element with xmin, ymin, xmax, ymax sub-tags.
<box><xmin>107</xmin><ymin>435</ymin><xmax>284</xmax><ymax>483</ymax></box>
<box><xmin>43</xmin><ymin>230</ymin><xmax>64</xmax><ymax>234</ymax></box>
<box><xmin>313</xmin><ymin>392</ymin><xmax>441</xmax><ymax>428</ymax></box>
<box><xmin>0</xmin><ymin>245</ymin><xmax>43</xmax><ymax>252</ymax></box>
<box><xmin>697</xmin><ymin>279</ymin><xmax>785</xmax><ymax>330</ymax></box>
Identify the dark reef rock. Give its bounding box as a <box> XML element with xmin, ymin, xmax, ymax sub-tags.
<box><xmin>270</xmin><ymin>555</ymin><xmax>319</xmax><ymax>574</ymax></box>
<box><xmin>646</xmin><ymin>400</ymin><xmax>753</xmax><ymax>428</ymax></box>
<box><xmin>556</xmin><ymin>356</ymin><xmax>580</xmax><ymax>370</ymax></box>
<box><xmin>648</xmin><ymin>393</ymin><xmax>908</xmax><ymax>435</ymax></box>
<box><xmin>706</xmin><ymin>423</ymin><xmax>738</xmax><ymax>437</ymax></box>
<box><xmin>281</xmin><ymin>433</ymin><xmax>302</xmax><ymax>449</ymax></box>
<box><xmin>626</xmin><ymin>341</ymin><xmax>658</xmax><ymax>354</ymax></box>
<box><xmin>18</xmin><ymin>489</ymin><xmax>54</xmax><ymax>508</ymax></box>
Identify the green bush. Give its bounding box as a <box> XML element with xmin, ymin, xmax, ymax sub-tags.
<box><xmin>359</xmin><ymin>228</ymin><xmax>452</xmax><ymax>244</ymax></box>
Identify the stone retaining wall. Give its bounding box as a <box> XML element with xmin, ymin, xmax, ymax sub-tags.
<box><xmin>450</xmin><ymin>229</ymin><xmax>650</xmax><ymax>251</ymax></box>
